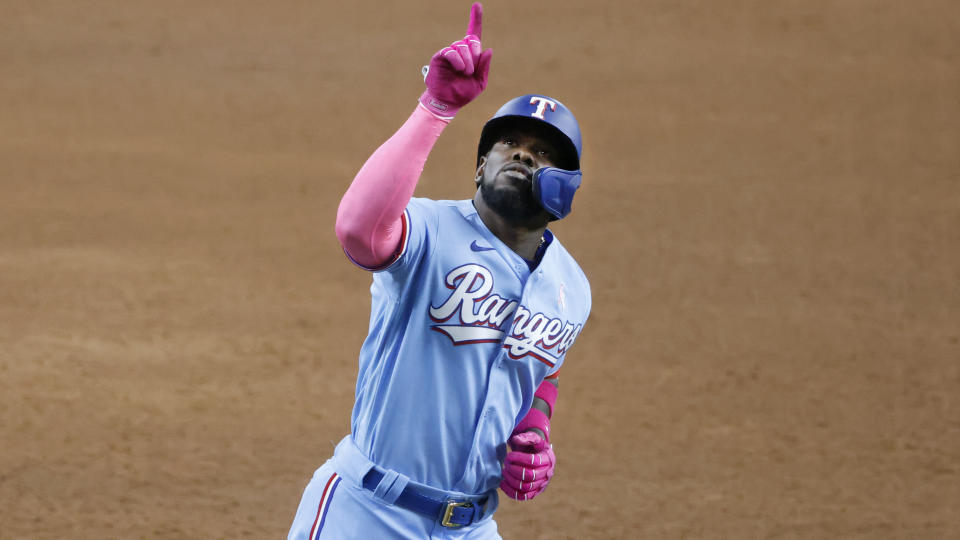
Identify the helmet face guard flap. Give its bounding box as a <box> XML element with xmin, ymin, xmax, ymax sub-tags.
<box><xmin>532</xmin><ymin>167</ymin><xmax>582</xmax><ymax>220</ymax></box>
<box><xmin>477</xmin><ymin>94</ymin><xmax>583</xmax><ymax>219</ymax></box>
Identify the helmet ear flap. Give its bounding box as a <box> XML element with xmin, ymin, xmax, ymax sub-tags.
<box><xmin>533</xmin><ymin>167</ymin><xmax>582</xmax><ymax>220</ymax></box>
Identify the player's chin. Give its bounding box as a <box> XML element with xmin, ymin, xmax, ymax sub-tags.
<box><xmin>481</xmin><ymin>183</ymin><xmax>543</xmax><ymax>223</ymax></box>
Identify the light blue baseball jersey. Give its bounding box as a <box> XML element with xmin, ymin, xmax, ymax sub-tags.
<box><xmin>349</xmin><ymin>197</ymin><xmax>591</xmax><ymax>496</ymax></box>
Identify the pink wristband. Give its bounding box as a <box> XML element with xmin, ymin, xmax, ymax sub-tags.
<box><xmin>513</xmin><ymin>407</ymin><xmax>551</xmax><ymax>443</ymax></box>
<box><xmin>534</xmin><ymin>379</ymin><xmax>558</xmax><ymax>417</ymax></box>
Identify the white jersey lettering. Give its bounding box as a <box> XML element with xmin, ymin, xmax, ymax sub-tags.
<box><xmin>429</xmin><ymin>264</ymin><xmax>583</xmax><ymax>367</ymax></box>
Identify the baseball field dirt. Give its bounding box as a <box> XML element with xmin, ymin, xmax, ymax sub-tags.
<box><xmin>2</xmin><ymin>1</ymin><xmax>958</xmax><ymax>538</ymax></box>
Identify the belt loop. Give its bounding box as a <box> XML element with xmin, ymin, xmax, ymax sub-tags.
<box><xmin>372</xmin><ymin>469</ymin><xmax>410</xmax><ymax>505</ymax></box>
<box><xmin>332</xmin><ymin>436</ymin><xmax>376</xmax><ymax>488</ymax></box>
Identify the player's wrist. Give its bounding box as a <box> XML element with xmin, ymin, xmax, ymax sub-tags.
<box><xmin>517</xmin><ymin>427</ymin><xmax>547</xmax><ymax>441</ymax></box>
<box><xmin>512</xmin><ymin>407</ymin><xmax>551</xmax><ymax>443</ymax></box>
<box><xmin>418</xmin><ymin>90</ymin><xmax>460</xmax><ymax>121</ymax></box>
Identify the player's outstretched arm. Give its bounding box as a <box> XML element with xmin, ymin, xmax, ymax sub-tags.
<box><xmin>335</xmin><ymin>3</ymin><xmax>492</xmax><ymax>269</ymax></box>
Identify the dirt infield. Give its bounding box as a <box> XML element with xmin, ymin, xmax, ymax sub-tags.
<box><xmin>2</xmin><ymin>1</ymin><xmax>958</xmax><ymax>538</ymax></box>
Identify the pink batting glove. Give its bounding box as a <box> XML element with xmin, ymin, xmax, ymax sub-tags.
<box><xmin>500</xmin><ymin>431</ymin><xmax>556</xmax><ymax>501</ymax></box>
<box><xmin>419</xmin><ymin>2</ymin><xmax>493</xmax><ymax>119</ymax></box>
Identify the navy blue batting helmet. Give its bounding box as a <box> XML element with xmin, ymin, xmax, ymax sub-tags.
<box><xmin>477</xmin><ymin>94</ymin><xmax>583</xmax><ymax>219</ymax></box>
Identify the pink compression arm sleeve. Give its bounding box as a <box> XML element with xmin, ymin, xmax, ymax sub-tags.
<box><xmin>335</xmin><ymin>104</ymin><xmax>450</xmax><ymax>269</ymax></box>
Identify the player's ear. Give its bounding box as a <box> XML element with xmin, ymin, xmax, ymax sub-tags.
<box><xmin>475</xmin><ymin>157</ymin><xmax>486</xmax><ymax>186</ymax></box>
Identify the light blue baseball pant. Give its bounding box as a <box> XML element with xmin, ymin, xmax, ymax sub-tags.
<box><xmin>288</xmin><ymin>436</ymin><xmax>502</xmax><ymax>540</ymax></box>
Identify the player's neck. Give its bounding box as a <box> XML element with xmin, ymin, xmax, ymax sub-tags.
<box><xmin>473</xmin><ymin>194</ymin><xmax>548</xmax><ymax>261</ymax></box>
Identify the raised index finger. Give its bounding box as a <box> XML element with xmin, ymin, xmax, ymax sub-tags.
<box><xmin>466</xmin><ymin>2</ymin><xmax>483</xmax><ymax>39</ymax></box>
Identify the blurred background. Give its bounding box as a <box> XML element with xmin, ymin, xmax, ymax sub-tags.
<box><xmin>1</xmin><ymin>1</ymin><xmax>957</xmax><ymax>538</ymax></box>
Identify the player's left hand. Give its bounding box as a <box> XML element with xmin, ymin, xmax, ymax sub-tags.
<box><xmin>499</xmin><ymin>431</ymin><xmax>556</xmax><ymax>501</ymax></box>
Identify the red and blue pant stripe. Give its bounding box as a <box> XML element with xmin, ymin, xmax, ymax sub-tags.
<box><xmin>309</xmin><ymin>472</ymin><xmax>342</xmax><ymax>540</ymax></box>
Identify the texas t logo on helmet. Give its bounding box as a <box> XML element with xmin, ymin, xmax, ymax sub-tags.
<box><xmin>478</xmin><ymin>94</ymin><xmax>584</xmax><ymax>220</ymax></box>
<box><xmin>529</xmin><ymin>96</ymin><xmax>557</xmax><ymax>119</ymax></box>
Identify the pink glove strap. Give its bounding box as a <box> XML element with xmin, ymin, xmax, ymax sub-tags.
<box><xmin>419</xmin><ymin>90</ymin><xmax>461</xmax><ymax>120</ymax></box>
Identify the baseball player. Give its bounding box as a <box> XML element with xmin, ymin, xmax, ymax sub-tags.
<box><xmin>288</xmin><ymin>3</ymin><xmax>590</xmax><ymax>538</ymax></box>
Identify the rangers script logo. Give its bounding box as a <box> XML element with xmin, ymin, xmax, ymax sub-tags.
<box><xmin>428</xmin><ymin>264</ymin><xmax>582</xmax><ymax>367</ymax></box>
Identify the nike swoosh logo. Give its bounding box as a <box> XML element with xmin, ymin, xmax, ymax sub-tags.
<box><xmin>470</xmin><ymin>240</ymin><xmax>496</xmax><ymax>252</ymax></box>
